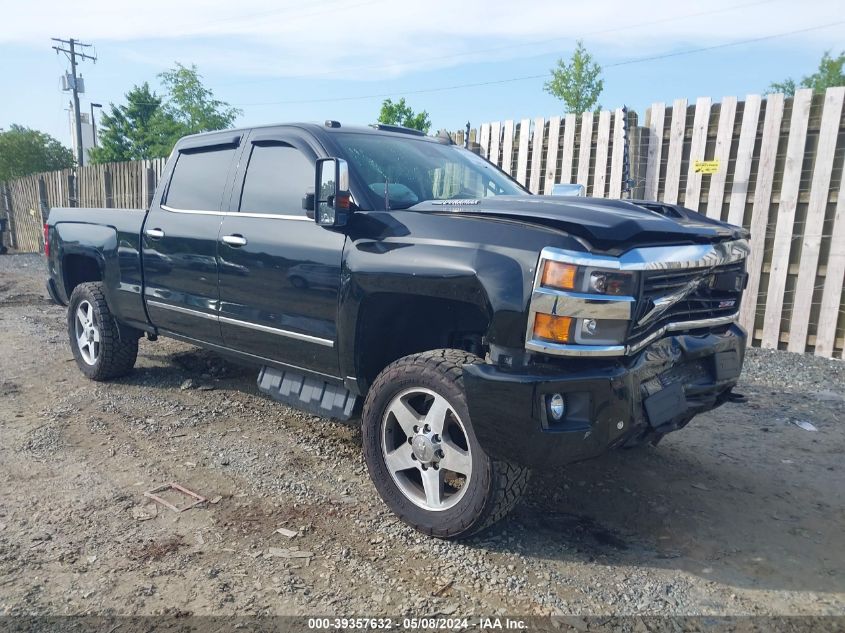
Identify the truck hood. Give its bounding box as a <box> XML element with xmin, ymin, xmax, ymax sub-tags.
<box><xmin>408</xmin><ymin>196</ymin><xmax>747</xmax><ymax>252</ymax></box>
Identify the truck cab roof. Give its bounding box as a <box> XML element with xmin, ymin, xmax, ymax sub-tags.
<box><xmin>175</xmin><ymin>121</ymin><xmax>448</xmax><ymax>152</ymax></box>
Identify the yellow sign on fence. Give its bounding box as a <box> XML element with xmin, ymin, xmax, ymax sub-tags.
<box><xmin>693</xmin><ymin>160</ymin><xmax>720</xmax><ymax>174</ymax></box>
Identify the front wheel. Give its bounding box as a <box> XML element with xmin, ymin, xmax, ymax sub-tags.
<box><xmin>362</xmin><ymin>349</ymin><xmax>530</xmax><ymax>539</ymax></box>
<box><xmin>67</xmin><ymin>282</ymin><xmax>139</xmax><ymax>381</ymax></box>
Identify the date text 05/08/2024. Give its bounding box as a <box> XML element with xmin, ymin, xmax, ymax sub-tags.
<box><xmin>306</xmin><ymin>617</ymin><xmax>527</xmax><ymax>630</ymax></box>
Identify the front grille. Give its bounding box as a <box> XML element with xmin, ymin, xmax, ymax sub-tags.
<box><xmin>628</xmin><ymin>261</ymin><xmax>745</xmax><ymax>344</ymax></box>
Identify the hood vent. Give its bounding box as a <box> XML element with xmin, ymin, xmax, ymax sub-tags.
<box><xmin>635</xmin><ymin>202</ymin><xmax>684</xmax><ymax>218</ymax></box>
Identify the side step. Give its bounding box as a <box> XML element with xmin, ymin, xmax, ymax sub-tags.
<box><xmin>257</xmin><ymin>366</ymin><xmax>358</xmax><ymax>421</ymax></box>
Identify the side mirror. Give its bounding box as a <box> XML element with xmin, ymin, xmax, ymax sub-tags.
<box><xmin>315</xmin><ymin>158</ymin><xmax>351</xmax><ymax>227</ymax></box>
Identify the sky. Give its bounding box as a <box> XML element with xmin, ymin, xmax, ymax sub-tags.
<box><xmin>1</xmin><ymin>0</ymin><xmax>843</xmax><ymax>147</ymax></box>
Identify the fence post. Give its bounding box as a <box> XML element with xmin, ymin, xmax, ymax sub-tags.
<box><xmin>103</xmin><ymin>168</ymin><xmax>114</xmax><ymax>208</ymax></box>
<box><xmin>1</xmin><ymin>182</ymin><xmax>17</xmax><ymax>250</ymax></box>
<box><xmin>67</xmin><ymin>172</ymin><xmax>78</xmax><ymax>208</ymax></box>
<box><xmin>643</xmin><ymin>102</ymin><xmax>665</xmax><ymax>201</ymax></box>
<box><xmin>37</xmin><ymin>176</ymin><xmax>49</xmax><ymax>226</ymax></box>
<box><xmin>627</xmin><ymin>124</ymin><xmax>647</xmax><ymax>200</ymax></box>
<box><xmin>467</xmin><ymin>128</ymin><xmax>480</xmax><ymax>155</ymax></box>
<box><xmin>142</xmin><ymin>165</ymin><xmax>156</xmax><ymax>209</ymax></box>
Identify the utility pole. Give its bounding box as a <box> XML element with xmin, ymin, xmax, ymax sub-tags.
<box><xmin>52</xmin><ymin>38</ymin><xmax>96</xmax><ymax>167</ymax></box>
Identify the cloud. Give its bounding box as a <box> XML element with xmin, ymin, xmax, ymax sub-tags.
<box><xmin>6</xmin><ymin>0</ymin><xmax>844</xmax><ymax>79</ymax></box>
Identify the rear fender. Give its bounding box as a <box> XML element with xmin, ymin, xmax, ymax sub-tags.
<box><xmin>54</xmin><ymin>222</ymin><xmax>117</xmax><ymax>309</ymax></box>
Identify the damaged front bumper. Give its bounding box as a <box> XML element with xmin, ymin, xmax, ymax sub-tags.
<box><xmin>463</xmin><ymin>324</ymin><xmax>746</xmax><ymax>468</ymax></box>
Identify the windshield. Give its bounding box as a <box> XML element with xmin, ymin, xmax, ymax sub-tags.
<box><xmin>333</xmin><ymin>132</ymin><xmax>529</xmax><ymax>210</ymax></box>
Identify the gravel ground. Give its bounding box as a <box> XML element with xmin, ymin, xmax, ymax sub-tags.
<box><xmin>1</xmin><ymin>253</ymin><xmax>844</xmax><ymax>619</ymax></box>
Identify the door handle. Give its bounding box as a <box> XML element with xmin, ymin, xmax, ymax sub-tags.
<box><xmin>145</xmin><ymin>228</ymin><xmax>165</xmax><ymax>240</ymax></box>
<box><xmin>221</xmin><ymin>234</ymin><xmax>248</xmax><ymax>247</ymax></box>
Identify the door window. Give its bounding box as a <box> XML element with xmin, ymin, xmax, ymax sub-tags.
<box><xmin>165</xmin><ymin>147</ymin><xmax>236</xmax><ymax>211</ymax></box>
<box><xmin>240</xmin><ymin>143</ymin><xmax>314</xmax><ymax>215</ymax></box>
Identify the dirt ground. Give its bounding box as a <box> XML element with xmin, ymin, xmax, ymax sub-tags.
<box><xmin>1</xmin><ymin>253</ymin><xmax>844</xmax><ymax>618</ymax></box>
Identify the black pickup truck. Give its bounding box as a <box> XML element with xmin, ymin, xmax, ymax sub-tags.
<box><xmin>45</xmin><ymin>121</ymin><xmax>749</xmax><ymax>538</ymax></box>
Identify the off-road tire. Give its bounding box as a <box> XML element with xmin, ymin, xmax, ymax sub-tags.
<box><xmin>362</xmin><ymin>349</ymin><xmax>530</xmax><ymax>539</ymax></box>
<box><xmin>67</xmin><ymin>282</ymin><xmax>139</xmax><ymax>381</ymax></box>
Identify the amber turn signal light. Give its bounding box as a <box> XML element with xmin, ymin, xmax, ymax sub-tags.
<box><xmin>541</xmin><ymin>261</ymin><xmax>577</xmax><ymax>290</ymax></box>
<box><xmin>336</xmin><ymin>192</ymin><xmax>351</xmax><ymax>209</ymax></box>
<box><xmin>533</xmin><ymin>314</ymin><xmax>572</xmax><ymax>343</ymax></box>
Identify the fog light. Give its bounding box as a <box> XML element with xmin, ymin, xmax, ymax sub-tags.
<box><xmin>548</xmin><ymin>393</ymin><xmax>566</xmax><ymax>420</ymax></box>
<box><xmin>583</xmin><ymin>318</ymin><xmax>598</xmax><ymax>335</ymax></box>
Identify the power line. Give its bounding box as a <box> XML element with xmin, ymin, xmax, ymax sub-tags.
<box><xmin>52</xmin><ymin>37</ymin><xmax>97</xmax><ymax>167</ymax></box>
<box><xmin>220</xmin><ymin>0</ymin><xmax>780</xmax><ymax>86</ymax></box>
<box><xmin>232</xmin><ymin>20</ymin><xmax>845</xmax><ymax>106</ymax></box>
<box><xmin>602</xmin><ymin>21</ymin><xmax>844</xmax><ymax>68</ymax></box>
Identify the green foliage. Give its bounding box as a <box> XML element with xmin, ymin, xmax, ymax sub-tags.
<box><xmin>768</xmin><ymin>50</ymin><xmax>844</xmax><ymax>97</ymax></box>
<box><xmin>88</xmin><ymin>83</ymin><xmax>171</xmax><ymax>163</ymax></box>
<box><xmin>768</xmin><ymin>78</ymin><xmax>797</xmax><ymax>97</ymax></box>
<box><xmin>377</xmin><ymin>98</ymin><xmax>431</xmax><ymax>133</ymax></box>
<box><xmin>158</xmin><ymin>63</ymin><xmax>241</xmax><ymax>135</ymax></box>
<box><xmin>0</xmin><ymin>125</ymin><xmax>74</xmax><ymax>182</ymax></box>
<box><xmin>90</xmin><ymin>64</ymin><xmax>241</xmax><ymax>164</ymax></box>
<box><xmin>544</xmin><ymin>40</ymin><xmax>604</xmax><ymax>115</ymax></box>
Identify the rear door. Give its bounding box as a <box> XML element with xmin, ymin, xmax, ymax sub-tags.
<box><xmin>142</xmin><ymin>135</ymin><xmax>241</xmax><ymax>343</ymax></box>
<box><xmin>217</xmin><ymin>129</ymin><xmax>344</xmax><ymax>376</ymax></box>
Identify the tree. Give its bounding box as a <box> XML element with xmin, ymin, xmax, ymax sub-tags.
<box><xmin>378</xmin><ymin>98</ymin><xmax>431</xmax><ymax>133</ymax></box>
<box><xmin>90</xmin><ymin>64</ymin><xmax>241</xmax><ymax>163</ymax></box>
<box><xmin>768</xmin><ymin>77</ymin><xmax>797</xmax><ymax>97</ymax></box>
<box><xmin>769</xmin><ymin>50</ymin><xmax>844</xmax><ymax>96</ymax></box>
<box><xmin>0</xmin><ymin>125</ymin><xmax>74</xmax><ymax>182</ymax></box>
<box><xmin>89</xmin><ymin>83</ymin><xmax>172</xmax><ymax>163</ymax></box>
<box><xmin>544</xmin><ymin>40</ymin><xmax>604</xmax><ymax>115</ymax></box>
<box><xmin>158</xmin><ymin>63</ymin><xmax>241</xmax><ymax>136</ymax></box>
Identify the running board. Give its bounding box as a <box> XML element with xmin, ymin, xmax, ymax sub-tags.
<box><xmin>257</xmin><ymin>366</ymin><xmax>358</xmax><ymax>421</ymax></box>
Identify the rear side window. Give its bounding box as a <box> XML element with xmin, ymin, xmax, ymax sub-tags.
<box><xmin>239</xmin><ymin>144</ymin><xmax>313</xmax><ymax>215</ymax></box>
<box><xmin>165</xmin><ymin>147</ymin><xmax>235</xmax><ymax>210</ymax></box>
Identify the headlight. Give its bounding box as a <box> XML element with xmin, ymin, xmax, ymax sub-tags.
<box><xmin>532</xmin><ymin>259</ymin><xmax>637</xmax><ymax>348</ymax></box>
<box><xmin>541</xmin><ymin>261</ymin><xmax>577</xmax><ymax>290</ymax></box>
<box><xmin>540</xmin><ymin>261</ymin><xmax>638</xmax><ymax>296</ymax></box>
<box><xmin>587</xmin><ymin>270</ymin><xmax>637</xmax><ymax>296</ymax></box>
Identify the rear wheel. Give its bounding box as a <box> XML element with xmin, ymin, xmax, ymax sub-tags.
<box><xmin>362</xmin><ymin>349</ymin><xmax>530</xmax><ymax>539</ymax></box>
<box><xmin>67</xmin><ymin>282</ymin><xmax>139</xmax><ymax>381</ymax></box>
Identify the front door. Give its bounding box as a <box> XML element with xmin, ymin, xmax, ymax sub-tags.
<box><xmin>142</xmin><ymin>140</ymin><xmax>240</xmax><ymax>344</ymax></box>
<box><xmin>216</xmin><ymin>131</ymin><xmax>344</xmax><ymax>376</ymax></box>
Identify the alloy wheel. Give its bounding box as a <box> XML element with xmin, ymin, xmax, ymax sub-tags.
<box><xmin>74</xmin><ymin>300</ymin><xmax>100</xmax><ymax>365</ymax></box>
<box><xmin>380</xmin><ymin>387</ymin><xmax>473</xmax><ymax>511</ymax></box>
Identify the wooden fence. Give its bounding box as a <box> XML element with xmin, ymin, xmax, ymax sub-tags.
<box><xmin>453</xmin><ymin>88</ymin><xmax>845</xmax><ymax>359</ymax></box>
<box><xmin>2</xmin><ymin>88</ymin><xmax>844</xmax><ymax>358</ymax></box>
<box><xmin>0</xmin><ymin>159</ymin><xmax>166</xmax><ymax>252</ymax></box>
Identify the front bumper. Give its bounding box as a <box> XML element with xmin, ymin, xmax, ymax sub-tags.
<box><xmin>463</xmin><ymin>324</ymin><xmax>746</xmax><ymax>468</ymax></box>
